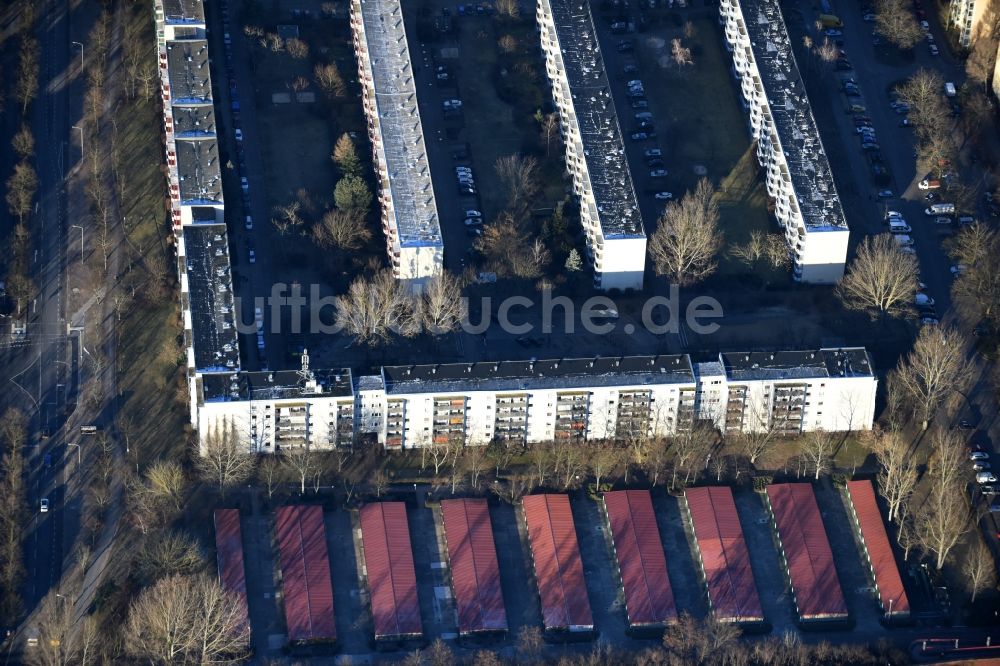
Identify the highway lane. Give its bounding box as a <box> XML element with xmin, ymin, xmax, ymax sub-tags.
<box><xmin>17</xmin><ymin>0</ymin><xmax>74</xmax><ymax>613</ymax></box>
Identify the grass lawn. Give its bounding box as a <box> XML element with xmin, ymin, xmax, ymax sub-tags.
<box><xmin>635</xmin><ymin>18</ymin><xmax>774</xmax><ymax>275</ymax></box>
<box><xmin>114</xmin><ymin>4</ymin><xmax>190</xmax><ymax>466</ymax></box>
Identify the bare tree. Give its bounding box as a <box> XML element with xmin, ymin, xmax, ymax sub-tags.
<box><xmin>26</xmin><ymin>593</ymin><xmax>101</xmax><ymax>666</ymax></box>
<box><xmin>196</xmin><ymin>424</ymin><xmax>256</xmax><ymax>497</ymax></box>
<box><xmin>498</xmin><ymin>34</ymin><xmax>519</xmax><ymax>54</ymax></box>
<box><xmin>136</xmin><ymin>530</ymin><xmax>207</xmax><ymax>584</ymax></box>
<box><xmin>271</xmin><ymin>201</ymin><xmax>307</xmax><ymax>237</ymax></box>
<box><xmin>663</xmin><ymin>612</ymin><xmax>742</xmax><ymax>664</ymax></box>
<box><xmin>670</xmin><ymin>425</ymin><xmax>716</xmax><ymax>488</ymax></box>
<box><xmin>963</xmin><ymin>539</ymin><xmax>996</xmax><ymax>602</ymax></box>
<box><xmin>495</xmin><ymin>154</ymin><xmax>540</xmax><ymax>213</ymax></box>
<box><xmin>125</xmin><ymin>574</ymin><xmax>249</xmax><ymax>664</ymax></box>
<box><xmin>729</xmin><ymin>230</ymin><xmax>790</xmax><ymax>273</ymax></box>
<box><xmin>874</xmin><ymin>0</ymin><xmax>923</xmax><ymax>50</ymax></box>
<box><xmin>965</xmin><ymin>33</ymin><xmax>998</xmax><ymax>92</ymax></box>
<box><xmin>312</xmin><ymin>209</ymin><xmax>371</xmax><ymax>251</ymax></box>
<box><xmin>588</xmin><ymin>442</ymin><xmax>625</xmax><ymax>489</ymax></box>
<box><xmin>334</xmin><ymin>269</ymin><xmax>418</xmax><ymax>346</ymax></box>
<box><xmin>802</xmin><ymin>430</ymin><xmax>835</xmax><ymax>480</ymax></box>
<box><xmin>537</xmin><ymin>111</ymin><xmax>560</xmax><ymax>157</ymax></box>
<box><xmin>671</xmin><ymin>38</ymin><xmax>694</xmax><ymax>67</ymax></box>
<box><xmin>6</xmin><ymin>161</ymin><xmax>38</xmax><ymax>224</ymax></box>
<box><xmin>946</xmin><ymin>222</ymin><xmax>1000</xmax><ymax>327</ymax></box>
<box><xmin>11</xmin><ymin>125</ymin><xmax>33</xmax><ymax>159</ymax></box>
<box><xmin>495</xmin><ymin>0</ymin><xmax>521</xmax><ymax>19</ymax></box>
<box><xmin>814</xmin><ymin>37</ymin><xmax>839</xmax><ymax>64</ymax></box>
<box><xmin>648</xmin><ymin>178</ymin><xmax>723</xmax><ymax>286</ymax></box>
<box><xmin>144</xmin><ymin>460</ymin><xmax>187</xmax><ymax>515</ymax></box>
<box><xmin>281</xmin><ymin>447</ymin><xmax>321</xmax><ymax>494</ymax></box>
<box><xmin>516</xmin><ymin>626</ymin><xmax>545</xmax><ymax>663</ymax></box>
<box><xmin>418</xmin><ymin>272</ymin><xmax>465</xmax><ymax>335</ymax></box>
<box><xmin>314</xmin><ymin>62</ymin><xmax>347</xmax><ymax>98</ymax></box>
<box><xmin>285</xmin><ymin>37</ymin><xmax>309</xmax><ymax>59</ymax></box>
<box><xmin>257</xmin><ymin>455</ymin><xmax>283</xmax><ymax>499</ymax></box>
<box><xmin>867</xmin><ymin>429</ymin><xmax>917</xmax><ymax>522</ymax></box>
<box><xmin>476</xmin><ymin>213</ymin><xmax>548</xmax><ymax>279</ymax></box>
<box><xmin>15</xmin><ymin>36</ymin><xmax>39</xmax><ymax>115</ymax></box>
<box><xmin>914</xmin><ymin>432</ymin><xmax>970</xmax><ymax>569</ymax></box>
<box><xmin>888</xmin><ymin>326</ymin><xmax>972</xmax><ymax>428</ymax></box>
<box><xmin>896</xmin><ymin>70</ymin><xmax>950</xmax><ymax>144</ymax></box>
<box><xmin>836</xmin><ymin>234</ymin><xmax>919</xmax><ymax>319</ymax></box>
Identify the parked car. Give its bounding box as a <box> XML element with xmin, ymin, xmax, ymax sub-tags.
<box><xmin>649</xmin><ymin>169</ymin><xmax>668</xmax><ymax>178</ymax></box>
<box><xmin>974</xmin><ymin>462</ymin><xmax>992</xmax><ymax>471</ymax></box>
<box><xmin>978</xmin><ymin>472</ymin><xmax>998</xmax><ymax>483</ymax></box>
<box><xmin>894</xmin><ymin>234</ymin><xmax>915</xmax><ymax>246</ymax></box>
<box><xmin>654</xmin><ymin>191</ymin><xmax>673</xmax><ymax>200</ymax></box>
<box><xmin>465</xmin><ymin>209</ymin><xmax>482</xmax><ymax>218</ymax></box>
<box><xmin>466</xmin><ymin>227</ymin><xmax>483</xmax><ymax>237</ymax></box>
<box><xmin>234</xmin><ymin>128</ymin><xmax>243</xmax><ymax>142</ymax></box>
<box><xmin>631</xmin><ymin>99</ymin><xmax>649</xmax><ymax>109</ymax></box>
<box><xmin>644</xmin><ymin>148</ymin><xmax>662</xmax><ymax>158</ymax></box>
<box><xmin>877</xmin><ymin>189</ymin><xmax>893</xmax><ymax>198</ymax></box>
<box><xmin>647</xmin><ymin>158</ymin><xmax>665</xmax><ymax>168</ymax></box>
<box><xmin>630</xmin><ymin>131</ymin><xmax>655</xmax><ymax>140</ymax></box>
<box><xmin>245</xmin><ymin>215</ymin><xmax>253</xmax><ymax>230</ymax></box>
<box><xmin>915</xmin><ymin>293</ymin><xmax>935</xmax><ymax>307</ymax></box>
<box><xmin>929</xmin><ymin>43</ymin><xmax>939</xmax><ymax>55</ymax></box>
<box><xmin>443</xmin><ymin>99</ymin><xmax>462</xmax><ymax>110</ymax></box>
<box><xmin>980</xmin><ymin>485</ymin><xmax>997</xmax><ymax>496</ymax></box>
<box><xmin>617</xmin><ymin>40</ymin><xmax>634</xmax><ymax>52</ymax></box>
<box><xmin>240</xmin><ymin>176</ymin><xmax>248</xmax><ymax>192</ymax></box>
<box><xmin>464</xmin><ymin>218</ymin><xmax>482</xmax><ymax>226</ymax></box>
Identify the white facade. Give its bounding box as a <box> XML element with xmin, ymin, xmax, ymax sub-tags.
<box><xmin>537</xmin><ymin>0</ymin><xmax>646</xmax><ymax>291</ymax></box>
<box><xmin>949</xmin><ymin>0</ymin><xmax>990</xmax><ymax>47</ymax></box>
<box><xmin>194</xmin><ymin>350</ymin><xmax>877</xmax><ymax>454</ymax></box>
<box><xmin>351</xmin><ymin>0</ymin><xmax>444</xmax><ymax>285</ymax></box>
<box><xmin>721</xmin><ymin>0</ymin><xmax>850</xmax><ymax>284</ymax></box>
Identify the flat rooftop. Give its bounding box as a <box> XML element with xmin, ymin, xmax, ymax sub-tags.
<box><xmin>183</xmin><ymin>224</ymin><xmax>239</xmax><ymax>372</ymax></box>
<box><xmin>166</xmin><ymin>40</ymin><xmax>212</xmax><ymax>103</ymax></box>
<box><xmin>355</xmin><ymin>0</ymin><xmax>442</xmax><ymax>249</ymax></box>
<box><xmin>202</xmin><ymin>368</ymin><xmax>354</xmax><ymax>402</ymax></box>
<box><xmin>176</xmin><ymin>137</ymin><xmax>223</xmax><ymax>205</ymax></box>
<box><xmin>161</xmin><ymin>0</ymin><xmax>205</xmax><ymax>23</ymax></box>
<box><xmin>545</xmin><ymin>0</ymin><xmax>643</xmax><ymax>238</ymax></box>
<box><xmin>719</xmin><ymin>348</ymin><xmax>873</xmax><ymax>382</ymax></box>
<box><xmin>382</xmin><ymin>356</ymin><xmax>695</xmax><ymax>394</ymax></box>
<box><xmin>739</xmin><ymin>0</ymin><xmax>847</xmax><ymax>231</ymax></box>
<box><xmin>172</xmin><ymin>106</ymin><xmax>216</xmax><ymax>136</ymax></box>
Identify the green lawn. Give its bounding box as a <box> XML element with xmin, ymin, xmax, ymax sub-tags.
<box><xmin>634</xmin><ymin>18</ymin><xmax>774</xmax><ymax>276</ymax></box>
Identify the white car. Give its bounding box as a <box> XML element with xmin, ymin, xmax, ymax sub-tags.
<box><xmin>885</xmin><ymin>210</ymin><xmax>903</xmax><ymax>219</ymax></box>
<box><xmin>40</xmin><ymin>498</ymin><xmax>49</xmax><ymax>513</ymax></box>
<box><xmin>915</xmin><ymin>293</ymin><xmax>935</xmax><ymax>306</ymax></box>
<box><xmin>929</xmin><ymin>44</ymin><xmax>939</xmax><ymax>56</ymax></box>
<box><xmin>465</xmin><ymin>210</ymin><xmax>482</xmax><ymax>218</ymax></box>
<box><xmin>240</xmin><ymin>176</ymin><xmax>249</xmax><ymax>192</ymax></box>
<box><xmin>977</xmin><ymin>472</ymin><xmax>998</xmax><ymax>484</ymax></box>
<box><xmin>443</xmin><ymin>99</ymin><xmax>462</xmax><ymax>109</ymax></box>
<box><xmin>654</xmin><ymin>192</ymin><xmax>674</xmax><ymax>200</ymax></box>
<box><xmin>971</xmin><ymin>451</ymin><xmax>990</xmax><ymax>461</ymax></box>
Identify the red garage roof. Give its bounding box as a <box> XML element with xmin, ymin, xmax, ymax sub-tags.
<box><xmin>213</xmin><ymin>509</ymin><xmax>249</xmax><ymax>627</ymax></box>
<box><xmin>274</xmin><ymin>506</ymin><xmax>337</xmax><ymax>643</ymax></box>
<box><xmin>684</xmin><ymin>487</ymin><xmax>763</xmax><ymax>624</ymax></box>
<box><xmin>522</xmin><ymin>494</ymin><xmax>593</xmax><ymax>632</ymax></box>
<box><xmin>766</xmin><ymin>483</ymin><xmax>847</xmax><ymax>622</ymax></box>
<box><xmin>440</xmin><ymin>499</ymin><xmax>508</xmax><ymax>635</ymax></box>
<box><xmin>359</xmin><ymin>502</ymin><xmax>423</xmax><ymax>640</ymax></box>
<box><xmin>602</xmin><ymin>490</ymin><xmax>676</xmax><ymax>627</ymax></box>
<box><xmin>846</xmin><ymin>480</ymin><xmax>910</xmax><ymax>617</ymax></box>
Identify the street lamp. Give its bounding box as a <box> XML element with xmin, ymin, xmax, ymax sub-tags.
<box><xmin>71</xmin><ymin>225</ymin><xmax>84</xmax><ymax>263</ymax></box>
<box><xmin>67</xmin><ymin>442</ymin><xmax>81</xmax><ymax>465</ymax></box>
<box><xmin>71</xmin><ymin>41</ymin><xmax>84</xmax><ymax>72</ymax></box>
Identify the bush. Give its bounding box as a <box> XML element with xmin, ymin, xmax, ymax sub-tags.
<box><xmin>752</xmin><ymin>475</ymin><xmax>773</xmax><ymax>492</ymax></box>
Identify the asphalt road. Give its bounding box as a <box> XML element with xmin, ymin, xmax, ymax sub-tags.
<box><xmin>0</xmin><ymin>0</ymin><xmax>80</xmax><ymax>621</ymax></box>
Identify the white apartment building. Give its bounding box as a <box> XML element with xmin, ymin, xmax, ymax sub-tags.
<box><xmin>350</xmin><ymin>0</ymin><xmax>444</xmax><ymax>285</ymax></box>
<box><xmin>155</xmin><ymin>0</ymin><xmax>237</xmax><ymax>427</ymax></box>
<box><xmin>537</xmin><ymin>0</ymin><xmax>647</xmax><ymax>292</ymax></box>
<box><xmin>194</xmin><ymin>349</ymin><xmax>877</xmax><ymax>454</ymax></box>
<box><xmin>721</xmin><ymin>0</ymin><xmax>849</xmax><ymax>284</ymax></box>
<box><xmin>949</xmin><ymin>0</ymin><xmax>995</xmax><ymax>47</ymax></box>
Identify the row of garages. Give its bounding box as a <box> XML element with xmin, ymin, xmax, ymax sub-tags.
<box><xmin>212</xmin><ymin>479</ymin><xmax>910</xmax><ymax>648</ymax></box>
